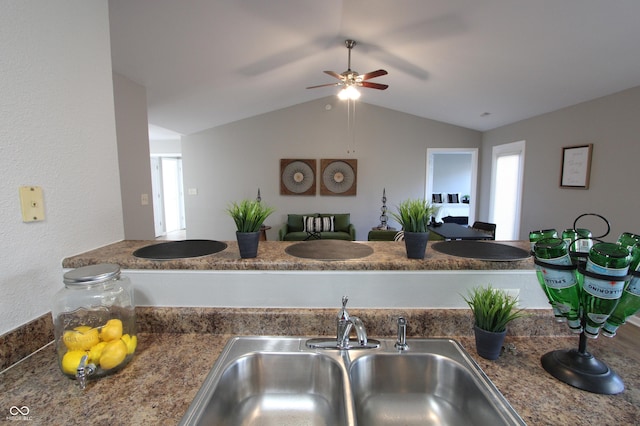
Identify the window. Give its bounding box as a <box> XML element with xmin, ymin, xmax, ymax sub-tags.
<box><xmin>489</xmin><ymin>141</ymin><xmax>525</xmax><ymax>240</ymax></box>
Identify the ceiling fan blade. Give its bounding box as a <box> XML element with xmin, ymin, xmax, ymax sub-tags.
<box><xmin>360</xmin><ymin>81</ymin><xmax>389</xmax><ymax>90</ymax></box>
<box><xmin>306</xmin><ymin>82</ymin><xmax>342</xmax><ymax>89</ymax></box>
<box><xmin>360</xmin><ymin>69</ymin><xmax>388</xmax><ymax>80</ymax></box>
<box><xmin>324</xmin><ymin>70</ymin><xmax>344</xmax><ymax>80</ymax></box>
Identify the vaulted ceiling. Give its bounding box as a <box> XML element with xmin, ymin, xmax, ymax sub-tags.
<box><xmin>109</xmin><ymin>0</ymin><xmax>640</xmax><ymax>137</ymax></box>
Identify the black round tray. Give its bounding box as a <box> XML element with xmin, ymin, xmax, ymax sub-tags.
<box><xmin>432</xmin><ymin>240</ymin><xmax>531</xmax><ymax>261</ymax></box>
<box><xmin>133</xmin><ymin>240</ymin><xmax>227</xmax><ymax>260</ymax></box>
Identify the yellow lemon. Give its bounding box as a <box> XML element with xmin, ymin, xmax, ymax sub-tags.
<box><xmin>61</xmin><ymin>350</ymin><xmax>88</xmax><ymax>375</ymax></box>
<box><xmin>121</xmin><ymin>334</ymin><xmax>137</xmax><ymax>355</ymax></box>
<box><xmin>73</xmin><ymin>325</ymin><xmax>93</xmax><ymax>333</ymax></box>
<box><xmin>99</xmin><ymin>339</ymin><xmax>127</xmax><ymax>370</ymax></box>
<box><xmin>87</xmin><ymin>341</ymin><xmax>107</xmax><ymax>364</ymax></box>
<box><xmin>62</xmin><ymin>327</ymin><xmax>100</xmax><ymax>351</ymax></box>
<box><xmin>100</xmin><ymin>319</ymin><xmax>123</xmax><ymax>342</ymax></box>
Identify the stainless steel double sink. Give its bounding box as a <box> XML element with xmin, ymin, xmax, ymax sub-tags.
<box><xmin>179</xmin><ymin>337</ymin><xmax>525</xmax><ymax>425</ymax></box>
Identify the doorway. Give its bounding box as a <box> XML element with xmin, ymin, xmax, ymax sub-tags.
<box><xmin>151</xmin><ymin>156</ymin><xmax>186</xmax><ymax>238</ymax></box>
<box><xmin>426</xmin><ymin>148</ymin><xmax>478</xmax><ymax>225</ymax></box>
<box><xmin>489</xmin><ymin>141</ymin><xmax>525</xmax><ymax>240</ymax></box>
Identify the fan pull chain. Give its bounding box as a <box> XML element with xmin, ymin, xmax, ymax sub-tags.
<box><xmin>346</xmin><ymin>99</ymin><xmax>356</xmax><ymax>154</ymax></box>
<box><xmin>351</xmin><ymin>100</ymin><xmax>356</xmax><ymax>153</ymax></box>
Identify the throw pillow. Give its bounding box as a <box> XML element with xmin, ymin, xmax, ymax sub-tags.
<box><xmin>303</xmin><ymin>215</ymin><xmax>316</xmax><ymax>232</ymax></box>
<box><xmin>319</xmin><ymin>216</ymin><xmax>334</xmax><ymax>232</ymax></box>
<box><xmin>303</xmin><ymin>215</ymin><xmax>334</xmax><ymax>232</ymax></box>
<box><xmin>447</xmin><ymin>193</ymin><xmax>460</xmax><ymax>203</ymax></box>
<box><xmin>432</xmin><ymin>193</ymin><xmax>443</xmax><ymax>204</ymax></box>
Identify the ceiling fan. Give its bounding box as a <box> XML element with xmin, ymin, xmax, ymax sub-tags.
<box><xmin>306</xmin><ymin>39</ymin><xmax>388</xmax><ymax>99</ymax></box>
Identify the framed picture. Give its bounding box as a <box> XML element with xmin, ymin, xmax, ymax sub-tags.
<box><xmin>320</xmin><ymin>159</ymin><xmax>357</xmax><ymax>196</ymax></box>
<box><xmin>280</xmin><ymin>159</ymin><xmax>317</xmax><ymax>195</ymax></box>
<box><xmin>560</xmin><ymin>144</ymin><xmax>593</xmax><ymax>189</ymax></box>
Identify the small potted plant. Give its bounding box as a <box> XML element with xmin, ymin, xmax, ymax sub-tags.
<box><xmin>463</xmin><ymin>285</ymin><xmax>526</xmax><ymax>360</ymax></box>
<box><xmin>226</xmin><ymin>199</ymin><xmax>275</xmax><ymax>258</ymax></box>
<box><xmin>391</xmin><ymin>198</ymin><xmax>439</xmax><ymax>259</ymax></box>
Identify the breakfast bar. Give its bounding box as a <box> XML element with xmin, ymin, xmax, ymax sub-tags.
<box><xmin>61</xmin><ymin>239</ymin><xmax>549</xmax><ymax>309</ymax></box>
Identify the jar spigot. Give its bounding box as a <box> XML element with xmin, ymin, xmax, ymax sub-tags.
<box><xmin>76</xmin><ymin>354</ymin><xmax>96</xmax><ymax>390</ymax></box>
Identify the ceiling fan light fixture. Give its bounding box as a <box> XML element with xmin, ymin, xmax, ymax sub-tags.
<box><xmin>338</xmin><ymin>85</ymin><xmax>360</xmax><ymax>100</ymax></box>
<box><xmin>307</xmin><ymin>39</ymin><xmax>387</xmax><ymax>97</ymax></box>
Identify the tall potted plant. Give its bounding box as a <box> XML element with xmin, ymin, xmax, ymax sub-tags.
<box><xmin>391</xmin><ymin>198</ymin><xmax>439</xmax><ymax>259</ymax></box>
<box><xmin>463</xmin><ymin>285</ymin><xmax>526</xmax><ymax>360</ymax></box>
<box><xmin>226</xmin><ymin>199</ymin><xmax>275</xmax><ymax>258</ymax></box>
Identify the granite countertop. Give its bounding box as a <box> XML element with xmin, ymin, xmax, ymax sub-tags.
<box><xmin>62</xmin><ymin>240</ymin><xmax>535</xmax><ymax>271</ymax></box>
<box><xmin>1</xmin><ymin>308</ymin><xmax>638</xmax><ymax>425</ymax></box>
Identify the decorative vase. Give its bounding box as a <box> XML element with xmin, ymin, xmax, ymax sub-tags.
<box><xmin>473</xmin><ymin>325</ymin><xmax>507</xmax><ymax>360</ymax></box>
<box><xmin>403</xmin><ymin>231</ymin><xmax>430</xmax><ymax>259</ymax></box>
<box><xmin>236</xmin><ymin>231</ymin><xmax>260</xmax><ymax>258</ymax></box>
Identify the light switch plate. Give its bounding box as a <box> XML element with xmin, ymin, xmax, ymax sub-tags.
<box><xmin>19</xmin><ymin>186</ymin><xmax>45</xmax><ymax>222</ymax></box>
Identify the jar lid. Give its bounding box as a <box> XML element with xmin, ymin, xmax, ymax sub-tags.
<box><xmin>64</xmin><ymin>263</ymin><xmax>121</xmax><ymax>285</ymax></box>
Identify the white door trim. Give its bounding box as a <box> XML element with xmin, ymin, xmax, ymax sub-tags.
<box><xmin>426</xmin><ymin>148</ymin><xmax>478</xmax><ymax>225</ymax></box>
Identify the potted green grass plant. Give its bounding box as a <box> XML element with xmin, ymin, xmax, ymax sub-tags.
<box><xmin>391</xmin><ymin>198</ymin><xmax>439</xmax><ymax>259</ymax></box>
<box><xmin>463</xmin><ymin>285</ymin><xmax>526</xmax><ymax>360</ymax></box>
<box><xmin>226</xmin><ymin>199</ymin><xmax>275</xmax><ymax>258</ymax></box>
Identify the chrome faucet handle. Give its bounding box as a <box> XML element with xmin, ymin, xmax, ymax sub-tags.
<box><xmin>76</xmin><ymin>354</ymin><xmax>96</xmax><ymax>390</ymax></box>
<box><xmin>395</xmin><ymin>316</ymin><xmax>409</xmax><ymax>351</ymax></box>
<box><xmin>338</xmin><ymin>296</ymin><xmax>350</xmax><ymax>321</ymax></box>
<box><xmin>336</xmin><ymin>296</ymin><xmax>351</xmax><ymax>348</ymax></box>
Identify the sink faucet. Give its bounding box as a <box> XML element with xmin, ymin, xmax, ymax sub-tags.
<box><xmin>305</xmin><ymin>296</ymin><xmax>379</xmax><ymax>350</ymax></box>
<box><xmin>337</xmin><ymin>296</ymin><xmax>368</xmax><ymax>349</ymax></box>
<box><xmin>395</xmin><ymin>317</ymin><xmax>409</xmax><ymax>351</ymax></box>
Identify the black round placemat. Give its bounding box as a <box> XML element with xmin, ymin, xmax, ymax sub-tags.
<box><xmin>431</xmin><ymin>240</ymin><xmax>531</xmax><ymax>261</ymax></box>
<box><xmin>285</xmin><ymin>240</ymin><xmax>374</xmax><ymax>260</ymax></box>
<box><xmin>133</xmin><ymin>240</ymin><xmax>227</xmax><ymax>260</ymax></box>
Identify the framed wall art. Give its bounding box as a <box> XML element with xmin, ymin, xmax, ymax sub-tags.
<box><xmin>280</xmin><ymin>159</ymin><xmax>316</xmax><ymax>195</ymax></box>
<box><xmin>320</xmin><ymin>159</ymin><xmax>357</xmax><ymax>196</ymax></box>
<box><xmin>560</xmin><ymin>144</ymin><xmax>593</xmax><ymax>189</ymax></box>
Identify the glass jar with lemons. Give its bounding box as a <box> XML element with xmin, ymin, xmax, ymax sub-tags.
<box><xmin>53</xmin><ymin>264</ymin><xmax>136</xmax><ymax>382</ymax></box>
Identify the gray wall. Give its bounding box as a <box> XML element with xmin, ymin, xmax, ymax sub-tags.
<box><xmin>113</xmin><ymin>73</ymin><xmax>156</xmax><ymax>240</ymax></box>
<box><xmin>480</xmin><ymin>86</ymin><xmax>640</xmax><ymax>240</ymax></box>
<box><xmin>182</xmin><ymin>97</ymin><xmax>482</xmax><ymax>240</ymax></box>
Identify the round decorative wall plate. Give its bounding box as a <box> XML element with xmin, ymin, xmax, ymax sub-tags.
<box><xmin>320</xmin><ymin>159</ymin><xmax>357</xmax><ymax>195</ymax></box>
<box><xmin>280</xmin><ymin>159</ymin><xmax>316</xmax><ymax>195</ymax></box>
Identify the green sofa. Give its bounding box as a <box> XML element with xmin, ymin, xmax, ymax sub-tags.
<box><xmin>279</xmin><ymin>213</ymin><xmax>356</xmax><ymax>241</ymax></box>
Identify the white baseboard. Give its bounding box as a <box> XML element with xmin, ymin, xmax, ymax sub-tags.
<box><xmin>627</xmin><ymin>315</ymin><xmax>640</xmax><ymax>327</ymax></box>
